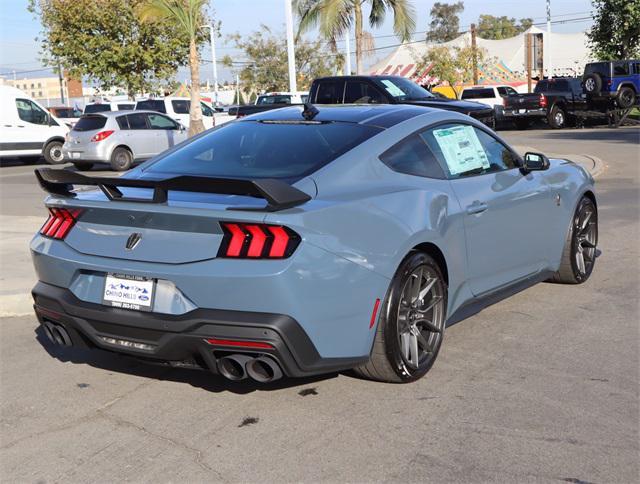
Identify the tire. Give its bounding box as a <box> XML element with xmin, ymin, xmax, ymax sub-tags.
<box><xmin>73</xmin><ymin>162</ymin><xmax>94</xmax><ymax>171</ymax></box>
<box><xmin>43</xmin><ymin>140</ymin><xmax>65</xmax><ymax>165</ymax></box>
<box><xmin>616</xmin><ymin>86</ymin><xmax>636</xmax><ymax>108</ymax></box>
<box><xmin>110</xmin><ymin>147</ymin><xmax>133</xmax><ymax>171</ymax></box>
<box><xmin>583</xmin><ymin>74</ymin><xmax>602</xmax><ymax>96</ymax></box>
<box><xmin>550</xmin><ymin>196</ymin><xmax>598</xmax><ymax>284</ymax></box>
<box><xmin>547</xmin><ymin>105</ymin><xmax>567</xmax><ymax>129</ymax></box>
<box><xmin>354</xmin><ymin>252</ymin><xmax>448</xmax><ymax>383</ymax></box>
<box><xmin>513</xmin><ymin>118</ymin><xmax>531</xmax><ymax>130</ymax></box>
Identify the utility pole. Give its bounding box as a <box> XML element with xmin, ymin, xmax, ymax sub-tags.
<box><xmin>344</xmin><ymin>27</ymin><xmax>352</xmax><ymax>75</ymax></box>
<box><xmin>525</xmin><ymin>33</ymin><xmax>533</xmax><ymax>93</ymax></box>
<box><xmin>236</xmin><ymin>73</ymin><xmax>240</xmax><ymax>105</ymax></box>
<box><xmin>546</xmin><ymin>0</ymin><xmax>552</xmax><ymax>78</ymax></box>
<box><xmin>284</xmin><ymin>0</ymin><xmax>297</xmax><ymax>93</ymax></box>
<box><xmin>470</xmin><ymin>23</ymin><xmax>478</xmax><ymax>85</ymax></box>
<box><xmin>57</xmin><ymin>60</ymin><xmax>65</xmax><ymax>104</ymax></box>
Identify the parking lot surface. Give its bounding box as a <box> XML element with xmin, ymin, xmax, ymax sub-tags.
<box><xmin>1</xmin><ymin>127</ymin><xmax>638</xmax><ymax>482</ymax></box>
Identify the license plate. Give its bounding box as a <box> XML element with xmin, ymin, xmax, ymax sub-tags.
<box><xmin>518</xmin><ymin>109</ymin><xmax>527</xmax><ymax>114</ymax></box>
<box><xmin>103</xmin><ymin>273</ymin><xmax>155</xmax><ymax>311</ymax></box>
<box><xmin>71</xmin><ymin>152</ymin><xmax>81</xmax><ymax>159</ymax></box>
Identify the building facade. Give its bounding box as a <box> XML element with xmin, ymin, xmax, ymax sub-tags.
<box><xmin>7</xmin><ymin>75</ymin><xmax>82</xmax><ymax>102</ymax></box>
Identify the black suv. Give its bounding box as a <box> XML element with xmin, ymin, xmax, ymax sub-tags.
<box><xmin>582</xmin><ymin>60</ymin><xmax>640</xmax><ymax>108</ymax></box>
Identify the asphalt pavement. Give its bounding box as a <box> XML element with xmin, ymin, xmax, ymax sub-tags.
<box><xmin>0</xmin><ymin>126</ymin><xmax>638</xmax><ymax>482</ymax></box>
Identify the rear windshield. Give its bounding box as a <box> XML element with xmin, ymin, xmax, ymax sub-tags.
<box><xmin>53</xmin><ymin>107</ymin><xmax>82</xmax><ymax>118</ymax></box>
<box><xmin>84</xmin><ymin>104</ymin><xmax>111</xmax><ymax>114</ymax></box>
<box><xmin>117</xmin><ymin>103</ymin><xmax>134</xmax><ymax>110</ymax></box>
<box><xmin>257</xmin><ymin>95</ymin><xmax>292</xmax><ymax>105</ymax></box>
<box><xmin>461</xmin><ymin>88</ymin><xmax>495</xmax><ymax>99</ymax></box>
<box><xmin>73</xmin><ymin>115</ymin><xmax>107</xmax><ymax>131</ymax></box>
<box><xmin>143</xmin><ymin>120</ymin><xmax>381</xmax><ymax>181</ymax></box>
<box><xmin>136</xmin><ymin>100</ymin><xmax>166</xmax><ymax>113</ymax></box>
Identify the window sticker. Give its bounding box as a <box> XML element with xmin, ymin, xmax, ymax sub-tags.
<box><xmin>380</xmin><ymin>79</ymin><xmax>406</xmax><ymax>97</ymax></box>
<box><xmin>432</xmin><ymin>125</ymin><xmax>489</xmax><ymax>175</ymax></box>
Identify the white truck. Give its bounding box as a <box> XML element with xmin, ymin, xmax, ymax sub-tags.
<box><xmin>0</xmin><ymin>85</ymin><xmax>69</xmax><ymax>163</ymax></box>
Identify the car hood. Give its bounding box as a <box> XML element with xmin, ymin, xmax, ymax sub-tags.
<box><xmin>405</xmin><ymin>98</ymin><xmax>492</xmax><ymax>113</ymax></box>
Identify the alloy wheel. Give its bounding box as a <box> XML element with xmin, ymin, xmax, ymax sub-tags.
<box><xmin>573</xmin><ymin>202</ymin><xmax>597</xmax><ymax>279</ymax></box>
<box><xmin>396</xmin><ymin>265</ymin><xmax>445</xmax><ymax>370</ymax></box>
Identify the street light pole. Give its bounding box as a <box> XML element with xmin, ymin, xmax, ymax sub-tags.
<box><xmin>284</xmin><ymin>0</ymin><xmax>297</xmax><ymax>93</ymax></box>
<box><xmin>203</xmin><ymin>24</ymin><xmax>219</xmax><ymax>106</ymax></box>
<box><xmin>344</xmin><ymin>27</ymin><xmax>352</xmax><ymax>75</ymax></box>
<box><xmin>546</xmin><ymin>0</ymin><xmax>552</xmax><ymax>79</ymax></box>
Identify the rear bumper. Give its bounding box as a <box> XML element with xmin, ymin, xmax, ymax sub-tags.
<box><xmin>32</xmin><ymin>281</ymin><xmax>368</xmax><ymax>377</ymax></box>
<box><xmin>502</xmin><ymin>108</ymin><xmax>546</xmax><ymax>118</ymax></box>
<box><xmin>62</xmin><ymin>141</ymin><xmax>112</xmax><ymax>162</ymax></box>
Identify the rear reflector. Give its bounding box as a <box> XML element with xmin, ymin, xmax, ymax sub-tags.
<box><xmin>205</xmin><ymin>338</ymin><xmax>274</xmax><ymax>349</ymax></box>
<box><xmin>369</xmin><ymin>298</ymin><xmax>381</xmax><ymax>329</ymax></box>
<box><xmin>218</xmin><ymin>222</ymin><xmax>301</xmax><ymax>259</ymax></box>
<box><xmin>40</xmin><ymin>207</ymin><xmax>83</xmax><ymax>239</ymax></box>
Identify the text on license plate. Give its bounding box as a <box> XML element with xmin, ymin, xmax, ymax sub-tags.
<box><xmin>103</xmin><ymin>274</ymin><xmax>154</xmax><ymax>311</ymax></box>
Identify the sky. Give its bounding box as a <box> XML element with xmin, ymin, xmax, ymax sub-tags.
<box><xmin>0</xmin><ymin>0</ymin><xmax>595</xmax><ymax>84</ymax></box>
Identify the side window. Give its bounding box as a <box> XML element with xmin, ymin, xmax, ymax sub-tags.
<box><xmin>421</xmin><ymin>124</ymin><xmax>518</xmax><ymax>178</ymax></box>
<box><xmin>16</xmin><ymin>98</ymin><xmax>49</xmax><ymax>125</ymax></box>
<box><xmin>172</xmin><ymin>100</ymin><xmax>190</xmax><ymax>114</ymax></box>
<box><xmin>379</xmin><ymin>133</ymin><xmax>446</xmax><ymax>179</ymax></box>
<box><xmin>613</xmin><ymin>62</ymin><xmax>629</xmax><ymax>76</ymax></box>
<box><xmin>633</xmin><ymin>63</ymin><xmax>640</xmax><ymax>75</ymax></box>
<box><xmin>496</xmin><ymin>87</ymin><xmax>507</xmax><ymax>96</ymax></box>
<box><xmin>201</xmin><ymin>102</ymin><xmax>214</xmax><ymax>117</ymax></box>
<box><xmin>315</xmin><ymin>81</ymin><xmax>343</xmax><ymax>103</ymax></box>
<box><xmin>126</xmin><ymin>113</ymin><xmax>148</xmax><ymax>130</ymax></box>
<box><xmin>148</xmin><ymin>113</ymin><xmax>177</xmax><ymax>130</ymax></box>
<box><xmin>344</xmin><ymin>81</ymin><xmax>385</xmax><ymax>104</ymax></box>
<box><xmin>116</xmin><ymin>116</ymin><xmax>129</xmax><ymax>130</ymax></box>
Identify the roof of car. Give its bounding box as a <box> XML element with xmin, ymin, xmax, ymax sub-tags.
<box><xmin>80</xmin><ymin>110</ymin><xmax>159</xmax><ymax>117</ymax></box>
<box><xmin>244</xmin><ymin>104</ymin><xmax>437</xmax><ymax>128</ymax></box>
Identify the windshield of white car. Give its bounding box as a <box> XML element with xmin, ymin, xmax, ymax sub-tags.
<box><xmin>374</xmin><ymin>77</ymin><xmax>435</xmax><ymax>101</ymax></box>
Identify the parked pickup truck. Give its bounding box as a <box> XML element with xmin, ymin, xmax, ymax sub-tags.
<box><xmin>308</xmin><ymin>75</ymin><xmax>495</xmax><ymax>127</ymax></box>
<box><xmin>502</xmin><ymin>77</ymin><xmax>587</xmax><ymax>129</ymax></box>
<box><xmin>229</xmin><ymin>91</ymin><xmax>308</xmax><ymax>118</ymax></box>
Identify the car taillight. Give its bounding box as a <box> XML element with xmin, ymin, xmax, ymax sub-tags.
<box><xmin>218</xmin><ymin>222</ymin><xmax>301</xmax><ymax>259</ymax></box>
<box><xmin>90</xmin><ymin>130</ymin><xmax>114</xmax><ymax>142</ymax></box>
<box><xmin>539</xmin><ymin>93</ymin><xmax>547</xmax><ymax>108</ymax></box>
<box><xmin>236</xmin><ymin>113</ymin><xmax>246</xmax><ymax>118</ymax></box>
<box><xmin>40</xmin><ymin>207</ymin><xmax>83</xmax><ymax>239</ymax></box>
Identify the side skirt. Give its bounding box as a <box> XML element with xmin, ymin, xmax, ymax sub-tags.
<box><xmin>446</xmin><ymin>270</ymin><xmax>555</xmax><ymax>327</ymax></box>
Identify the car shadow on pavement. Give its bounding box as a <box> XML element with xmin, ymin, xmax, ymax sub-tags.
<box><xmin>34</xmin><ymin>326</ymin><xmax>338</xmax><ymax>394</ymax></box>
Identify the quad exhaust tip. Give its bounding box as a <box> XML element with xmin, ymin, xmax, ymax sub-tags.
<box><xmin>217</xmin><ymin>354</ymin><xmax>283</xmax><ymax>383</ymax></box>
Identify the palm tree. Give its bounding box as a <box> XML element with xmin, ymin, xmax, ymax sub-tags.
<box><xmin>138</xmin><ymin>0</ymin><xmax>207</xmax><ymax>136</ymax></box>
<box><xmin>294</xmin><ymin>0</ymin><xmax>415</xmax><ymax>75</ymax></box>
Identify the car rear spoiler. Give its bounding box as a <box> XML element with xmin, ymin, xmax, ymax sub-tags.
<box><xmin>34</xmin><ymin>168</ymin><xmax>311</xmax><ymax>212</ymax></box>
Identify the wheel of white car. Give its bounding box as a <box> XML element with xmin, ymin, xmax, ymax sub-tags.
<box><xmin>550</xmin><ymin>196</ymin><xmax>598</xmax><ymax>284</ymax></box>
<box><xmin>43</xmin><ymin>140</ymin><xmax>65</xmax><ymax>165</ymax></box>
<box><xmin>354</xmin><ymin>252</ymin><xmax>447</xmax><ymax>383</ymax></box>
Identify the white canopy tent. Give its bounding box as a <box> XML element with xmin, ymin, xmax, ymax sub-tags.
<box><xmin>369</xmin><ymin>26</ymin><xmax>591</xmax><ymax>86</ymax></box>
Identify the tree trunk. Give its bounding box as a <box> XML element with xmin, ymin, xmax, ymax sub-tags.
<box><xmin>188</xmin><ymin>37</ymin><xmax>205</xmax><ymax>137</ymax></box>
<box><xmin>354</xmin><ymin>1</ymin><xmax>363</xmax><ymax>75</ymax></box>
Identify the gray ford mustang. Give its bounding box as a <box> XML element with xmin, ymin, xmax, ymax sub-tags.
<box><xmin>30</xmin><ymin>104</ymin><xmax>598</xmax><ymax>384</ymax></box>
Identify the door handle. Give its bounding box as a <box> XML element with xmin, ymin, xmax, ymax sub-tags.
<box><xmin>466</xmin><ymin>201</ymin><xmax>488</xmax><ymax>215</ymax></box>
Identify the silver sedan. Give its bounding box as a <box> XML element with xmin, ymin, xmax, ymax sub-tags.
<box><xmin>62</xmin><ymin>110</ymin><xmax>188</xmax><ymax>171</ymax></box>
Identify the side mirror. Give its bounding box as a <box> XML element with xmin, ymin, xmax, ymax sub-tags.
<box><xmin>522</xmin><ymin>152</ymin><xmax>550</xmax><ymax>173</ymax></box>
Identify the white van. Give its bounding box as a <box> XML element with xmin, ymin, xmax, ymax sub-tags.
<box><xmin>134</xmin><ymin>97</ymin><xmax>216</xmax><ymax>130</ymax></box>
<box><xmin>0</xmin><ymin>85</ymin><xmax>69</xmax><ymax>163</ymax></box>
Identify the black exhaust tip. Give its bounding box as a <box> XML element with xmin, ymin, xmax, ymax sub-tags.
<box><xmin>217</xmin><ymin>354</ymin><xmax>253</xmax><ymax>381</ymax></box>
<box><xmin>246</xmin><ymin>356</ymin><xmax>283</xmax><ymax>383</ymax></box>
<box><xmin>42</xmin><ymin>321</ymin><xmax>73</xmax><ymax>347</ymax></box>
